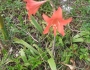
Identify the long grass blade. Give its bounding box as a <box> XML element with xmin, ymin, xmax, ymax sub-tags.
<box><xmin>48</xmin><ymin>58</ymin><xmax>57</xmax><ymax>70</ymax></box>
<box><xmin>30</xmin><ymin>16</ymin><xmax>43</xmax><ymax>33</ymax></box>
<box><xmin>13</xmin><ymin>38</ymin><xmax>38</xmax><ymax>54</ymax></box>
<box><xmin>0</xmin><ymin>14</ymin><xmax>9</xmax><ymax>40</ymax></box>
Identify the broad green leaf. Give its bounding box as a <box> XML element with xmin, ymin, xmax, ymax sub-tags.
<box><xmin>72</xmin><ymin>31</ymin><xmax>90</xmax><ymax>43</ymax></box>
<box><xmin>73</xmin><ymin>34</ymin><xmax>80</xmax><ymax>39</ymax></box>
<box><xmin>19</xmin><ymin>49</ymin><xmax>29</xmax><ymax>66</ymax></box>
<box><xmin>72</xmin><ymin>33</ymin><xmax>84</xmax><ymax>42</ymax></box>
<box><xmin>30</xmin><ymin>16</ymin><xmax>43</xmax><ymax>33</ymax></box>
<box><xmin>13</xmin><ymin>38</ymin><xmax>38</xmax><ymax>54</ymax></box>
<box><xmin>73</xmin><ymin>38</ymin><xmax>84</xmax><ymax>42</ymax></box>
<box><xmin>72</xmin><ymin>31</ymin><xmax>87</xmax><ymax>39</ymax></box>
<box><xmin>48</xmin><ymin>58</ymin><xmax>57</xmax><ymax>70</ymax></box>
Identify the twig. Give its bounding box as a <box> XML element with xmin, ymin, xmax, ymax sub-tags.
<box><xmin>61</xmin><ymin>62</ymin><xmax>76</xmax><ymax>70</ymax></box>
<box><xmin>26</xmin><ymin>32</ymin><xmax>38</xmax><ymax>42</ymax></box>
<box><xmin>67</xmin><ymin>24</ymin><xmax>80</xmax><ymax>33</ymax></box>
<box><xmin>16</xmin><ymin>25</ymin><xmax>38</xmax><ymax>42</ymax></box>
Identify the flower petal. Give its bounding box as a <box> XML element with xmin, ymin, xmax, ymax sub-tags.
<box><xmin>28</xmin><ymin>6</ymin><xmax>40</xmax><ymax>15</ymax></box>
<box><xmin>61</xmin><ymin>17</ymin><xmax>72</xmax><ymax>25</ymax></box>
<box><xmin>42</xmin><ymin>14</ymin><xmax>50</xmax><ymax>24</ymax></box>
<box><xmin>43</xmin><ymin>7</ymin><xmax>72</xmax><ymax>36</ymax></box>
<box><xmin>25</xmin><ymin>0</ymin><xmax>46</xmax><ymax>18</ymax></box>
<box><xmin>52</xmin><ymin>7</ymin><xmax>62</xmax><ymax>19</ymax></box>
<box><xmin>43</xmin><ymin>24</ymin><xmax>51</xmax><ymax>34</ymax></box>
<box><xmin>57</xmin><ymin>23</ymin><xmax>65</xmax><ymax>36</ymax></box>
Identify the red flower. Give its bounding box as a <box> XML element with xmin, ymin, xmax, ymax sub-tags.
<box><xmin>42</xmin><ymin>7</ymin><xmax>72</xmax><ymax>36</ymax></box>
<box><xmin>24</xmin><ymin>0</ymin><xmax>46</xmax><ymax>18</ymax></box>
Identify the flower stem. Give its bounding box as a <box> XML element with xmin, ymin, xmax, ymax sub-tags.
<box><xmin>52</xmin><ymin>36</ymin><xmax>56</xmax><ymax>57</ymax></box>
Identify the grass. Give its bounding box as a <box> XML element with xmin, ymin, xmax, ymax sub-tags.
<box><xmin>0</xmin><ymin>0</ymin><xmax>90</xmax><ymax>70</ymax></box>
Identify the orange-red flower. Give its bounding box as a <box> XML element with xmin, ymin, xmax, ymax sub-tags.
<box><xmin>42</xmin><ymin>7</ymin><xmax>72</xmax><ymax>36</ymax></box>
<box><xmin>24</xmin><ymin>0</ymin><xmax>46</xmax><ymax>18</ymax></box>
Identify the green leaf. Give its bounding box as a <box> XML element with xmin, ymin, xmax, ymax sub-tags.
<box><xmin>72</xmin><ymin>33</ymin><xmax>84</xmax><ymax>42</ymax></box>
<box><xmin>48</xmin><ymin>58</ymin><xmax>57</xmax><ymax>70</ymax></box>
<box><xmin>73</xmin><ymin>38</ymin><xmax>84</xmax><ymax>42</ymax></box>
<box><xmin>46</xmin><ymin>48</ymin><xmax>53</xmax><ymax>58</ymax></box>
<box><xmin>59</xmin><ymin>37</ymin><xmax>64</xmax><ymax>46</ymax></box>
<box><xmin>0</xmin><ymin>14</ymin><xmax>9</xmax><ymax>40</ymax></box>
<box><xmin>85</xmin><ymin>39</ymin><xmax>90</xmax><ymax>43</ymax></box>
<box><xmin>73</xmin><ymin>34</ymin><xmax>80</xmax><ymax>39</ymax></box>
<box><xmin>30</xmin><ymin>16</ymin><xmax>43</xmax><ymax>33</ymax></box>
<box><xmin>19</xmin><ymin>49</ymin><xmax>29</xmax><ymax>66</ymax></box>
<box><xmin>13</xmin><ymin>38</ymin><xmax>38</xmax><ymax>54</ymax></box>
<box><xmin>33</xmin><ymin>44</ymin><xmax>48</xmax><ymax>61</ymax></box>
<box><xmin>80</xmin><ymin>55</ymin><xmax>83</xmax><ymax>60</ymax></box>
<box><xmin>1</xmin><ymin>27</ymin><xmax>9</xmax><ymax>40</ymax></box>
